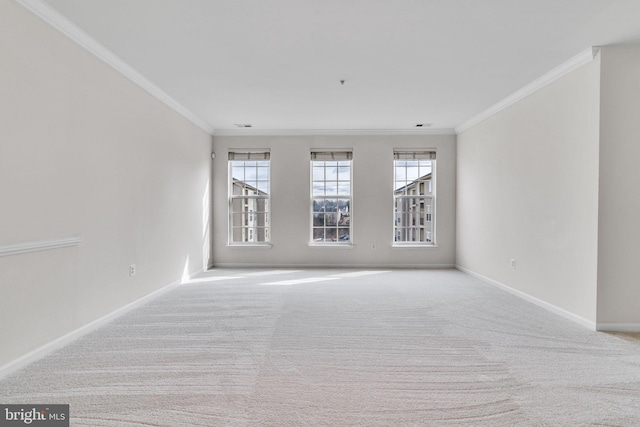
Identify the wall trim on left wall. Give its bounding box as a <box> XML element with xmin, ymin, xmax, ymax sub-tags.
<box><xmin>0</xmin><ymin>237</ymin><xmax>82</xmax><ymax>257</ymax></box>
<box><xmin>15</xmin><ymin>0</ymin><xmax>215</xmax><ymax>136</ymax></box>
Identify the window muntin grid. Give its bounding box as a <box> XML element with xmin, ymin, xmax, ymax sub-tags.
<box><xmin>311</xmin><ymin>160</ymin><xmax>351</xmax><ymax>244</ymax></box>
<box><xmin>229</xmin><ymin>160</ymin><xmax>270</xmax><ymax>244</ymax></box>
<box><xmin>393</xmin><ymin>159</ymin><xmax>435</xmax><ymax>245</ymax></box>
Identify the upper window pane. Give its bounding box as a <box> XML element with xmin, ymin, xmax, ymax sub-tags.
<box><xmin>325</xmin><ymin>165</ymin><xmax>338</xmax><ymax>181</ymax></box>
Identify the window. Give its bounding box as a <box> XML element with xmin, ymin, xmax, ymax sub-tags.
<box><xmin>393</xmin><ymin>151</ymin><xmax>436</xmax><ymax>245</ymax></box>
<box><xmin>229</xmin><ymin>151</ymin><xmax>270</xmax><ymax>244</ymax></box>
<box><xmin>311</xmin><ymin>151</ymin><xmax>352</xmax><ymax>244</ymax></box>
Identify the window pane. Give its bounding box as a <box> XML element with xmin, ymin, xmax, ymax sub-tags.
<box><xmin>313</xmin><ymin>212</ymin><xmax>325</xmax><ymax>226</ymax></box>
<box><xmin>232</xmin><ymin>166</ymin><xmax>244</xmax><ymax>181</ymax></box>
<box><xmin>245</xmin><ymin>166</ymin><xmax>257</xmax><ymax>181</ymax></box>
<box><xmin>325</xmin><ymin>212</ymin><xmax>338</xmax><ymax>226</ymax></box>
<box><xmin>406</xmin><ymin>166</ymin><xmax>419</xmax><ymax>181</ymax></box>
<box><xmin>338</xmin><ymin>166</ymin><xmax>350</xmax><ymax>181</ymax></box>
<box><xmin>417</xmin><ymin>182</ymin><xmax>426</xmax><ymax>196</ymax></box>
<box><xmin>338</xmin><ymin>182</ymin><xmax>350</xmax><ymax>196</ymax></box>
<box><xmin>338</xmin><ymin>228</ymin><xmax>350</xmax><ymax>242</ymax></box>
<box><xmin>257</xmin><ymin>166</ymin><xmax>269</xmax><ymax>180</ymax></box>
<box><xmin>313</xmin><ymin>166</ymin><xmax>324</xmax><ymax>181</ymax></box>
<box><xmin>325</xmin><ymin>166</ymin><xmax>338</xmax><ymax>181</ymax></box>
<box><xmin>312</xmin><ymin>183</ymin><xmax>325</xmax><ymax>197</ymax></box>
<box><xmin>257</xmin><ymin>181</ymin><xmax>269</xmax><ymax>194</ymax></box>
<box><xmin>231</xmin><ymin>213</ymin><xmax>245</xmax><ymax>227</ymax></box>
<box><xmin>325</xmin><ymin>181</ymin><xmax>338</xmax><ymax>196</ymax></box>
<box><xmin>254</xmin><ymin>212</ymin><xmax>269</xmax><ymax>226</ymax></box>
<box><xmin>256</xmin><ymin>227</ymin><xmax>268</xmax><ymax>241</ymax></box>
<box><xmin>420</xmin><ymin>163</ymin><xmax>432</xmax><ymax>177</ymax></box>
<box><xmin>312</xmin><ymin>200</ymin><xmax>325</xmax><ymax>213</ymax></box>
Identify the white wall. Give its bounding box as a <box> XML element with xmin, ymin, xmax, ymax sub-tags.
<box><xmin>211</xmin><ymin>134</ymin><xmax>456</xmax><ymax>267</ymax></box>
<box><xmin>0</xmin><ymin>1</ymin><xmax>211</xmax><ymax>367</ymax></box>
<box><xmin>456</xmin><ymin>57</ymin><xmax>601</xmax><ymax>325</ymax></box>
<box><xmin>597</xmin><ymin>46</ymin><xmax>640</xmax><ymax>327</ymax></box>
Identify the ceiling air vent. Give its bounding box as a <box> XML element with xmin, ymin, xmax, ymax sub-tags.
<box><xmin>234</xmin><ymin>124</ymin><xmax>252</xmax><ymax>128</ymax></box>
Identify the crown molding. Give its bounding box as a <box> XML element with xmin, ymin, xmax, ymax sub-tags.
<box><xmin>15</xmin><ymin>0</ymin><xmax>215</xmax><ymax>135</ymax></box>
<box><xmin>214</xmin><ymin>128</ymin><xmax>456</xmax><ymax>137</ymax></box>
<box><xmin>455</xmin><ymin>46</ymin><xmax>601</xmax><ymax>134</ymax></box>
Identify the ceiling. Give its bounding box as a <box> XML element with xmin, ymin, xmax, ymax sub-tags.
<box><xmin>35</xmin><ymin>0</ymin><xmax>640</xmax><ymax>134</ymax></box>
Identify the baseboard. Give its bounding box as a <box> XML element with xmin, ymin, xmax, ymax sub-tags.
<box><xmin>0</xmin><ymin>268</ymin><xmax>202</xmax><ymax>380</ymax></box>
<box><xmin>212</xmin><ymin>263</ymin><xmax>456</xmax><ymax>269</ymax></box>
<box><xmin>181</xmin><ymin>268</ymin><xmax>204</xmax><ymax>283</ymax></box>
<box><xmin>455</xmin><ymin>265</ymin><xmax>597</xmax><ymax>331</ymax></box>
<box><xmin>596</xmin><ymin>323</ymin><xmax>640</xmax><ymax>333</ymax></box>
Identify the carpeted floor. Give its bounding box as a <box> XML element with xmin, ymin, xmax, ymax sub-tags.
<box><xmin>1</xmin><ymin>268</ymin><xmax>640</xmax><ymax>426</ymax></box>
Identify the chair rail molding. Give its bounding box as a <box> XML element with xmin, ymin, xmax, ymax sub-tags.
<box><xmin>0</xmin><ymin>237</ymin><xmax>82</xmax><ymax>257</ymax></box>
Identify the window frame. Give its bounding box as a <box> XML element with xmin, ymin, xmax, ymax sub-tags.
<box><xmin>228</xmin><ymin>151</ymin><xmax>271</xmax><ymax>246</ymax></box>
<box><xmin>392</xmin><ymin>151</ymin><xmax>436</xmax><ymax>247</ymax></box>
<box><xmin>310</xmin><ymin>151</ymin><xmax>353</xmax><ymax>246</ymax></box>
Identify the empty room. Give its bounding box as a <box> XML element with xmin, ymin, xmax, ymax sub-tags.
<box><xmin>2</xmin><ymin>0</ymin><xmax>640</xmax><ymax>425</ymax></box>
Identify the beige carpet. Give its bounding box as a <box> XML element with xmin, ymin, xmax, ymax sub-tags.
<box><xmin>1</xmin><ymin>269</ymin><xmax>640</xmax><ymax>426</ymax></box>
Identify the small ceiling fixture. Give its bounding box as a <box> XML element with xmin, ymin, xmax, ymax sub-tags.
<box><xmin>339</xmin><ymin>79</ymin><xmax>346</xmax><ymax>85</ymax></box>
<box><xmin>234</xmin><ymin>124</ymin><xmax>252</xmax><ymax>128</ymax></box>
<box><xmin>415</xmin><ymin>123</ymin><xmax>432</xmax><ymax>128</ymax></box>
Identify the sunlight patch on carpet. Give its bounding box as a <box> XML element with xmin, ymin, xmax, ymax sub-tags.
<box><xmin>181</xmin><ymin>276</ymin><xmax>242</xmax><ymax>284</ymax></box>
<box><xmin>260</xmin><ymin>277</ymin><xmax>339</xmax><ymax>286</ymax></box>
<box><xmin>330</xmin><ymin>270</ymin><xmax>392</xmax><ymax>278</ymax></box>
<box><xmin>241</xmin><ymin>270</ymin><xmax>303</xmax><ymax>277</ymax></box>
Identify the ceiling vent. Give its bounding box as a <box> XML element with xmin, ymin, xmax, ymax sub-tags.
<box><xmin>234</xmin><ymin>124</ymin><xmax>252</xmax><ymax>128</ymax></box>
<box><xmin>415</xmin><ymin>123</ymin><xmax>432</xmax><ymax>128</ymax></box>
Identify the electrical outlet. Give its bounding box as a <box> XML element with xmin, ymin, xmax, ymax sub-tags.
<box><xmin>510</xmin><ymin>258</ymin><xmax>517</xmax><ymax>269</ymax></box>
<box><xmin>129</xmin><ymin>264</ymin><xmax>136</xmax><ymax>277</ymax></box>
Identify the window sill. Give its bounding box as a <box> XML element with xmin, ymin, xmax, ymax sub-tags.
<box><xmin>392</xmin><ymin>244</ymin><xmax>439</xmax><ymax>249</ymax></box>
<box><xmin>227</xmin><ymin>243</ymin><xmax>273</xmax><ymax>249</ymax></box>
<box><xmin>309</xmin><ymin>243</ymin><xmax>354</xmax><ymax>249</ymax></box>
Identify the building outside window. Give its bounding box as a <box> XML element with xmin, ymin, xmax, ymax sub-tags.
<box><xmin>393</xmin><ymin>151</ymin><xmax>436</xmax><ymax>245</ymax></box>
<box><xmin>311</xmin><ymin>151</ymin><xmax>352</xmax><ymax>244</ymax></box>
<box><xmin>229</xmin><ymin>151</ymin><xmax>270</xmax><ymax>244</ymax></box>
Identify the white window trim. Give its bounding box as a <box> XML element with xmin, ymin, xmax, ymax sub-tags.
<box><xmin>309</xmin><ymin>151</ymin><xmax>354</xmax><ymax>246</ymax></box>
<box><xmin>228</xmin><ymin>152</ymin><xmax>271</xmax><ymax>246</ymax></box>
<box><xmin>392</xmin><ymin>152</ymin><xmax>437</xmax><ymax>248</ymax></box>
